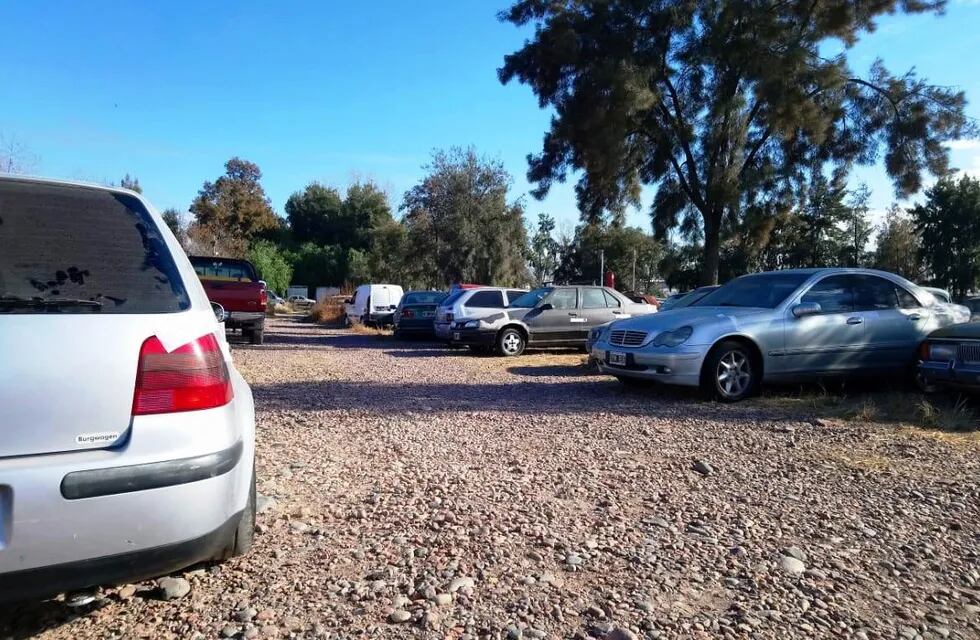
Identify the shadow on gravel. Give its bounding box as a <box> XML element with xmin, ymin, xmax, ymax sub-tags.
<box><xmin>0</xmin><ymin>599</ymin><xmax>91</xmax><ymax>639</ymax></box>
<box><xmin>250</xmin><ymin>377</ymin><xmax>732</xmax><ymax>418</ymax></box>
<box><xmin>507</xmin><ymin>364</ymin><xmax>596</xmax><ymax>377</ymax></box>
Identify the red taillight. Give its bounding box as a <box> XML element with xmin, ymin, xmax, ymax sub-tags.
<box><xmin>402</xmin><ymin>308</ymin><xmax>415</xmax><ymax>319</ymax></box>
<box><xmin>132</xmin><ymin>333</ymin><xmax>233</xmax><ymax>415</ymax></box>
<box><xmin>259</xmin><ymin>288</ymin><xmax>268</xmax><ymax>311</ymax></box>
<box><xmin>919</xmin><ymin>341</ymin><xmax>929</xmax><ymax>360</ymax></box>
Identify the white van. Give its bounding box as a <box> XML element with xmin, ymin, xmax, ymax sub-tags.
<box><xmin>345</xmin><ymin>284</ymin><xmax>404</xmax><ymax>327</ymax></box>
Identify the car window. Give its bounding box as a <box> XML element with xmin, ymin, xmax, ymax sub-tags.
<box><xmin>505</xmin><ymin>290</ymin><xmax>526</xmax><ymax>304</ymax></box>
<box><xmin>546</xmin><ymin>288</ymin><xmax>578</xmax><ymax>310</ymax></box>
<box><xmin>801</xmin><ymin>275</ymin><xmax>854</xmax><ymax>313</ymax></box>
<box><xmin>602</xmin><ymin>290</ymin><xmax>621</xmax><ymax>308</ymax></box>
<box><xmin>896</xmin><ymin>286</ymin><xmax>921</xmax><ymax>309</ymax></box>
<box><xmin>403</xmin><ymin>291</ymin><xmax>447</xmax><ymax>305</ymax></box>
<box><xmin>853</xmin><ymin>275</ymin><xmax>899</xmax><ymax>311</ymax></box>
<box><xmin>509</xmin><ymin>287</ymin><xmax>551</xmax><ymax>308</ymax></box>
<box><xmin>190</xmin><ymin>257</ymin><xmax>256</xmax><ymax>281</ymax></box>
<box><xmin>465</xmin><ymin>290</ymin><xmax>504</xmax><ymax>308</ymax></box>
<box><xmin>582</xmin><ymin>288</ymin><xmax>606</xmax><ymax>309</ymax></box>
<box><xmin>694</xmin><ymin>272</ymin><xmax>810</xmax><ymax>309</ymax></box>
<box><xmin>441</xmin><ymin>290</ymin><xmax>465</xmax><ymax>307</ymax></box>
<box><xmin>0</xmin><ymin>181</ymin><xmax>190</xmax><ymax>314</ymax></box>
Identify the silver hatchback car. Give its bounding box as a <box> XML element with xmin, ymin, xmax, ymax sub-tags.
<box><xmin>592</xmin><ymin>268</ymin><xmax>969</xmax><ymax>401</ymax></box>
<box><xmin>0</xmin><ymin>177</ymin><xmax>256</xmax><ymax>601</ymax></box>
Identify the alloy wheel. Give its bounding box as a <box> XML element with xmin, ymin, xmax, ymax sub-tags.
<box><xmin>501</xmin><ymin>331</ymin><xmax>523</xmax><ymax>355</ymax></box>
<box><xmin>716</xmin><ymin>350</ymin><xmax>751</xmax><ymax>398</ymax></box>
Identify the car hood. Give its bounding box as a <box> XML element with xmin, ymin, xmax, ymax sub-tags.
<box><xmin>608</xmin><ymin>305</ymin><xmax>770</xmax><ymax>333</ymax></box>
<box><xmin>928</xmin><ymin>320</ymin><xmax>980</xmax><ymax>340</ymax></box>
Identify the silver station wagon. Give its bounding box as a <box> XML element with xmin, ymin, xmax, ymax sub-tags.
<box><xmin>591</xmin><ymin>268</ymin><xmax>969</xmax><ymax>401</ymax></box>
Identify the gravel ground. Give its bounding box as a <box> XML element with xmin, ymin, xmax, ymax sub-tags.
<box><xmin>3</xmin><ymin>316</ymin><xmax>980</xmax><ymax>640</ymax></box>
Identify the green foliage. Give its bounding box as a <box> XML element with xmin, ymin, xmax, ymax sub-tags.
<box><xmin>120</xmin><ymin>174</ymin><xmax>142</xmax><ymax>193</ymax></box>
<box><xmin>500</xmin><ymin>0</ymin><xmax>974</xmax><ymax>284</ymax></box>
<box><xmin>367</xmin><ymin>219</ymin><xmax>410</xmax><ymax>286</ymax></box>
<box><xmin>189</xmin><ymin>158</ymin><xmax>281</xmax><ymax>256</ymax></box>
<box><xmin>874</xmin><ymin>205</ymin><xmax>924</xmax><ymax>282</ymax></box>
<box><xmin>555</xmin><ymin>222</ymin><xmax>664</xmax><ymax>291</ymax></box>
<box><xmin>528</xmin><ymin>213</ymin><xmax>560</xmax><ymax>284</ymax></box>
<box><xmin>160</xmin><ymin>207</ymin><xmax>183</xmax><ymax>240</ymax></box>
<box><xmin>401</xmin><ymin>147</ymin><xmax>529</xmax><ymax>287</ymax></box>
<box><xmin>911</xmin><ymin>175</ymin><xmax>980</xmax><ymax>298</ymax></box>
<box><xmin>248</xmin><ymin>239</ymin><xmax>293</xmax><ymax>295</ymax></box>
<box><xmin>286</xmin><ymin>180</ymin><xmax>394</xmax><ymax>251</ymax></box>
<box><xmin>345</xmin><ymin>248</ymin><xmax>371</xmax><ymax>285</ymax></box>
<box><xmin>287</xmin><ymin>243</ymin><xmax>347</xmax><ymax>287</ymax></box>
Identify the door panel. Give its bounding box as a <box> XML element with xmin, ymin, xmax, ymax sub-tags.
<box><xmin>782</xmin><ymin>275</ymin><xmax>868</xmax><ymax>373</ymax></box>
<box><xmin>853</xmin><ymin>275</ymin><xmax>929</xmax><ymax>367</ymax></box>
<box><xmin>527</xmin><ymin>288</ymin><xmax>580</xmax><ymax>343</ymax></box>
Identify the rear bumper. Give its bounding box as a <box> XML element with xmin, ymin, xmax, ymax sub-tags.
<box><xmin>225</xmin><ymin>311</ymin><xmax>265</xmax><ymax>328</ymax></box>
<box><xmin>434</xmin><ymin>322</ymin><xmax>452</xmax><ymax>339</ymax></box>
<box><xmin>394</xmin><ymin>319</ymin><xmax>436</xmax><ymax>334</ymax></box>
<box><xmin>592</xmin><ymin>343</ymin><xmax>706</xmax><ymax>387</ymax></box>
<box><xmin>919</xmin><ymin>360</ymin><xmax>980</xmax><ymax>389</ymax></box>
<box><xmin>0</xmin><ymin>386</ymin><xmax>255</xmax><ymax>593</ymax></box>
<box><xmin>0</xmin><ymin>510</ymin><xmax>242</xmax><ymax>603</ymax></box>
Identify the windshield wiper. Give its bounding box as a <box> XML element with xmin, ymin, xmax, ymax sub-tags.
<box><xmin>0</xmin><ymin>295</ymin><xmax>103</xmax><ymax>312</ymax></box>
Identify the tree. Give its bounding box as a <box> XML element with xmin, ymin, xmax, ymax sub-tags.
<box><xmin>288</xmin><ymin>243</ymin><xmax>347</xmax><ymax>287</ymax></box>
<box><xmin>911</xmin><ymin>176</ymin><xmax>980</xmax><ymax>298</ymax></box>
<box><xmin>499</xmin><ymin>0</ymin><xmax>974</xmax><ymax>285</ymax></box>
<box><xmin>874</xmin><ymin>205</ymin><xmax>924</xmax><ymax>282</ymax></box>
<box><xmin>528</xmin><ymin>213</ymin><xmax>560</xmax><ymax>284</ymax></box>
<box><xmin>120</xmin><ymin>174</ymin><xmax>142</xmax><ymax>193</ymax></box>
<box><xmin>839</xmin><ymin>184</ymin><xmax>873</xmax><ymax>268</ymax></box>
<box><xmin>554</xmin><ymin>222</ymin><xmax>664</xmax><ymax>290</ymax></box>
<box><xmin>190</xmin><ymin>158</ymin><xmax>280</xmax><ymax>252</ymax></box>
<box><xmin>286</xmin><ymin>181</ymin><xmax>394</xmax><ymax>250</ymax></box>
<box><xmin>161</xmin><ymin>207</ymin><xmax>184</xmax><ymax>242</ymax></box>
<box><xmin>367</xmin><ymin>219</ymin><xmax>410</xmax><ymax>286</ymax></box>
<box><xmin>248</xmin><ymin>239</ymin><xmax>293</xmax><ymax>295</ymax></box>
<box><xmin>401</xmin><ymin>147</ymin><xmax>529</xmax><ymax>287</ymax></box>
<box><xmin>0</xmin><ymin>133</ymin><xmax>38</xmax><ymax>174</ymax></box>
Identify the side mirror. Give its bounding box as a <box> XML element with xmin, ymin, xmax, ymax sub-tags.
<box><xmin>792</xmin><ymin>302</ymin><xmax>821</xmax><ymax>318</ymax></box>
<box><xmin>538</xmin><ymin>303</ymin><xmax>554</xmax><ymax>311</ymax></box>
<box><xmin>211</xmin><ymin>302</ymin><xmax>227</xmax><ymax>323</ymax></box>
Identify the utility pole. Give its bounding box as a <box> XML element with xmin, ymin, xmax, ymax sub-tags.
<box><xmin>599</xmin><ymin>249</ymin><xmax>604</xmax><ymax>286</ymax></box>
<box><xmin>632</xmin><ymin>248</ymin><xmax>637</xmax><ymax>291</ymax></box>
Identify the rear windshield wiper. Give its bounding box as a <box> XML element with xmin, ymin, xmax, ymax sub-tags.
<box><xmin>0</xmin><ymin>295</ymin><xmax>103</xmax><ymax>312</ymax></box>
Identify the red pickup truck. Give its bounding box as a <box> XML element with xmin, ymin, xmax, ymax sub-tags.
<box><xmin>189</xmin><ymin>256</ymin><xmax>267</xmax><ymax>344</ymax></box>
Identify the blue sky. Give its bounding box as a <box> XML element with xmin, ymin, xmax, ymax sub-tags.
<box><xmin>2</xmin><ymin>1</ymin><xmax>979</xmax><ymax>233</ymax></box>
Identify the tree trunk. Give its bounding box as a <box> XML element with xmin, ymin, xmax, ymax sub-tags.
<box><xmin>701</xmin><ymin>213</ymin><xmax>721</xmax><ymax>285</ymax></box>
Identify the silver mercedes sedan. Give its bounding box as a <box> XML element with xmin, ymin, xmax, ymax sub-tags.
<box><xmin>591</xmin><ymin>268</ymin><xmax>970</xmax><ymax>401</ymax></box>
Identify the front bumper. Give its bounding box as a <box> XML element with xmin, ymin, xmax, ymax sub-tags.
<box><xmin>0</xmin><ymin>388</ymin><xmax>255</xmax><ymax>599</ymax></box>
<box><xmin>592</xmin><ymin>342</ymin><xmax>707</xmax><ymax>387</ymax></box>
<box><xmin>918</xmin><ymin>359</ymin><xmax>980</xmax><ymax>389</ymax></box>
<box><xmin>449</xmin><ymin>327</ymin><xmax>497</xmax><ymax>347</ymax></box>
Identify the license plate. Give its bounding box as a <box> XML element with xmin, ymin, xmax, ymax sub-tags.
<box><xmin>609</xmin><ymin>351</ymin><xmax>627</xmax><ymax>366</ymax></box>
<box><xmin>453</xmin><ymin>332</ymin><xmax>461</xmax><ymax>340</ymax></box>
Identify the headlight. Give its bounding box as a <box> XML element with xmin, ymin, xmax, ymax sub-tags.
<box><xmin>652</xmin><ymin>326</ymin><xmax>693</xmax><ymax>347</ymax></box>
<box><xmin>925</xmin><ymin>342</ymin><xmax>956</xmax><ymax>362</ymax></box>
<box><xmin>463</xmin><ymin>320</ymin><xmax>480</xmax><ymax>329</ymax></box>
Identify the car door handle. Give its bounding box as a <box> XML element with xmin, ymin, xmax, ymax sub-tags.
<box><xmin>846</xmin><ymin>317</ymin><xmax>864</xmax><ymax>325</ymax></box>
<box><xmin>908</xmin><ymin>314</ymin><xmax>922</xmax><ymax>321</ymax></box>
<box><xmin>568</xmin><ymin>312</ymin><xmax>578</xmax><ymax>316</ymax></box>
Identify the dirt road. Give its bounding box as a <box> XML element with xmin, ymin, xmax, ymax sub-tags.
<box><xmin>4</xmin><ymin>316</ymin><xmax>979</xmax><ymax>639</ymax></box>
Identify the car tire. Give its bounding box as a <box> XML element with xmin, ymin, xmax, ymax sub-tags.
<box><xmin>249</xmin><ymin>326</ymin><xmax>264</xmax><ymax>345</ymax></box>
<box><xmin>219</xmin><ymin>465</ymin><xmax>255</xmax><ymax>560</ymax></box>
<box><xmin>497</xmin><ymin>327</ymin><xmax>526</xmax><ymax>357</ymax></box>
<box><xmin>701</xmin><ymin>340</ymin><xmax>760</xmax><ymax>402</ymax></box>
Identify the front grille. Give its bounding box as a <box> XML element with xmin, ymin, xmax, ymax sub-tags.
<box><xmin>957</xmin><ymin>343</ymin><xmax>980</xmax><ymax>363</ymax></box>
<box><xmin>609</xmin><ymin>330</ymin><xmax>647</xmax><ymax>347</ymax></box>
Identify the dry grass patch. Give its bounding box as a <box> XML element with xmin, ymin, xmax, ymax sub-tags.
<box><xmin>310</xmin><ymin>299</ymin><xmax>346</xmax><ymax>325</ymax></box>
<box><xmin>349</xmin><ymin>323</ymin><xmax>392</xmax><ymax>336</ymax></box>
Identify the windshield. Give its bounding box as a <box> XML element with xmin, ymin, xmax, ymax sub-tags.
<box><xmin>404</xmin><ymin>291</ymin><xmax>447</xmax><ymax>305</ymax></box>
<box><xmin>673</xmin><ymin>286</ymin><xmax>719</xmax><ymax>309</ymax></box>
<box><xmin>508</xmin><ymin>287</ymin><xmax>552</xmax><ymax>308</ymax></box>
<box><xmin>693</xmin><ymin>272</ymin><xmax>811</xmax><ymax>309</ymax></box>
<box><xmin>0</xmin><ymin>181</ymin><xmax>190</xmax><ymax>314</ymax></box>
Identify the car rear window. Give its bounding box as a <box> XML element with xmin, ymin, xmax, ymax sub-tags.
<box><xmin>190</xmin><ymin>257</ymin><xmax>257</xmax><ymax>281</ymax></box>
<box><xmin>0</xmin><ymin>180</ymin><xmax>190</xmax><ymax>314</ymax></box>
<box><xmin>403</xmin><ymin>291</ymin><xmax>447</xmax><ymax>305</ymax></box>
<box><xmin>441</xmin><ymin>290</ymin><xmax>465</xmax><ymax>307</ymax></box>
